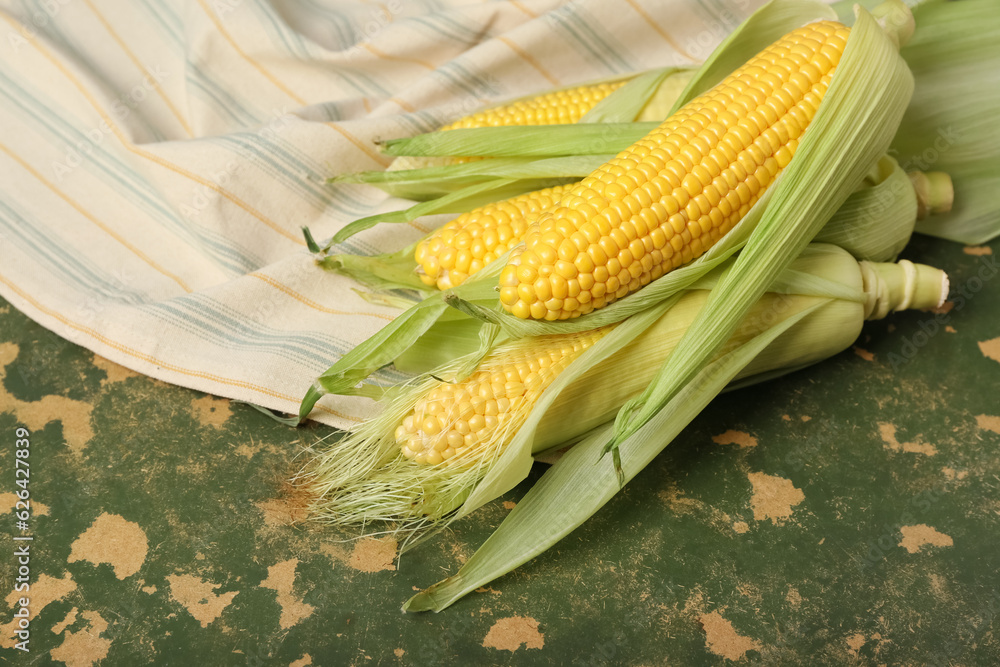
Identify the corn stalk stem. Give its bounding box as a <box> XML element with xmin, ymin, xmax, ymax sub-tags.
<box><xmin>909</xmin><ymin>171</ymin><xmax>954</xmax><ymax>220</ymax></box>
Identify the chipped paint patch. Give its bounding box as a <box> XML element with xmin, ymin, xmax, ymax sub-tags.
<box><xmin>732</xmin><ymin>521</ymin><xmax>749</xmax><ymax>534</ymax></box>
<box><xmin>0</xmin><ymin>492</ymin><xmax>49</xmax><ymax>516</ymax></box>
<box><xmin>979</xmin><ymin>337</ymin><xmax>1000</xmax><ymax>364</ymax></box>
<box><xmin>256</xmin><ymin>497</ymin><xmax>309</xmax><ymax>528</ymax></box>
<box><xmin>394</xmin><ymin>648</ymin><xmax>404</xmax><ymax>658</ymax></box>
<box><xmin>846</xmin><ymin>633</ymin><xmax>865</xmax><ymax>656</ymax></box>
<box><xmin>502</xmin><ymin>501</ymin><xmax>516</xmax><ymax>510</ymax></box>
<box><xmin>0</xmin><ymin>343</ymin><xmax>94</xmax><ymax>453</ymax></box>
<box><xmin>166</xmin><ymin>574</ymin><xmax>238</xmax><ymax>628</ymax></box>
<box><xmin>52</xmin><ymin>607</ymin><xmax>78</xmax><ymax>635</ymax></box>
<box><xmin>899</xmin><ymin>524</ymin><xmax>953</xmax><ymax>553</ymax></box>
<box><xmin>963</xmin><ymin>245</ymin><xmax>993</xmax><ymax>256</ymax></box>
<box><xmin>941</xmin><ymin>467</ymin><xmax>968</xmax><ymax>481</ymax></box>
<box><xmin>261</xmin><ymin>559</ymin><xmax>315</xmax><ymax>630</ymax></box>
<box><xmin>786</xmin><ymin>587</ymin><xmax>801</xmax><ymax>607</ymax></box>
<box><xmin>49</xmin><ymin>610</ymin><xmax>111</xmax><ymax>667</ymax></box>
<box><xmin>878</xmin><ymin>423</ymin><xmax>937</xmax><ymax>456</ymax></box>
<box><xmin>747</xmin><ymin>473</ymin><xmax>804</xmax><ymax>525</ymax></box>
<box><xmin>853</xmin><ymin>347</ymin><xmax>874</xmax><ymax>362</ymax></box>
<box><xmin>289</xmin><ymin>654</ymin><xmax>312</xmax><ymax>667</ymax></box>
<box><xmin>348</xmin><ymin>537</ymin><xmax>397</xmax><ymax>573</ymax></box>
<box><xmin>319</xmin><ymin>543</ymin><xmax>350</xmax><ymax>568</ymax></box>
<box><xmin>234</xmin><ymin>442</ymin><xmax>259</xmax><ymax>458</ymax></box>
<box><xmin>1</xmin><ymin>572</ymin><xmax>77</xmax><ymax>649</ymax></box>
<box><xmin>482</xmin><ymin>616</ymin><xmax>544</xmax><ymax>652</ymax></box>
<box><xmin>946</xmin><ymin>325</ymin><xmax>957</xmax><ymax>333</ymax></box>
<box><xmin>975</xmin><ymin>414</ymin><xmax>1000</xmax><ymax>435</ymax></box>
<box><xmin>91</xmin><ymin>354</ymin><xmax>138</xmax><ymax>385</ymax></box>
<box><xmin>712</xmin><ymin>430</ymin><xmax>757</xmax><ymax>448</ymax></box>
<box><xmin>0</xmin><ymin>341</ymin><xmax>17</xmax><ymax>367</ymax></box>
<box><xmin>698</xmin><ymin>611</ymin><xmax>761</xmax><ymax>661</ymax></box>
<box><xmin>68</xmin><ymin>514</ymin><xmax>148</xmax><ymax>579</ymax></box>
<box><xmin>191</xmin><ymin>395</ymin><xmax>232</xmax><ymax>427</ymax></box>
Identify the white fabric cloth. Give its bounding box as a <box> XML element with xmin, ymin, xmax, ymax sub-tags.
<box><xmin>0</xmin><ymin>0</ymin><xmax>765</xmax><ymax>428</ymax></box>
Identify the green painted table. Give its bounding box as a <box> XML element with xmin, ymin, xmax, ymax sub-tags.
<box><xmin>1</xmin><ymin>233</ymin><xmax>999</xmax><ymax>665</ymax></box>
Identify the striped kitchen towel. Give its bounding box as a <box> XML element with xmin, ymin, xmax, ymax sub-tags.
<box><xmin>0</xmin><ymin>0</ymin><xmax>765</xmax><ymax>429</ymax></box>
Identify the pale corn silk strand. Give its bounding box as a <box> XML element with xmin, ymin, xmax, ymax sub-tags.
<box><xmin>499</xmin><ymin>21</ymin><xmax>852</xmax><ymax>321</ymax></box>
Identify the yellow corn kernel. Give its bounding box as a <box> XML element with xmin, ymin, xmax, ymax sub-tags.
<box><xmin>415</xmin><ymin>184</ymin><xmax>575</xmax><ymax>289</ymax></box>
<box><xmin>442</xmin><ymin>81</ymin><xmax>628</xmax><ymax>130</ymax></box>
<box><xmin>397</xmin><ymin>327</ymin><xmax>608</xmax><ymax>465</ymax></box>
<box><xmin>388</xmin><ymin>81</ymin><xmax>630</xmax><ymax>171</ymax></box>
<box><xmin>499</xmin><ymin>21</ymin><xmax>851</xmax><ymax>320</ymax></box>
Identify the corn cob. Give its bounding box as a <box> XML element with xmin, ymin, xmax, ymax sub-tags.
<box><xmin>397</xmin><ymin>327</ymin><xmax>607</xmax><ymax>464</ymax></box>
<box><xmin>414</xmin><ymin>183</ymin><xmax>574</xmax><ymax>289</ymax></box>
<box><xmin>410</xmin><ymin>163</ymin><xmax>948</xmax><ymax>292</ymax></box>
<box><xmin>499</xmin><ymin>21</ymin><xmax>852</xmax><ymax>320</ymax></box>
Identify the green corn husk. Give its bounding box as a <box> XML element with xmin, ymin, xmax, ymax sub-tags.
<box><xmin>298</xmin><ymin>0</ymin><xmax>921</xmax><ymax>611</ymax></box>
<box><xmin>382</xmin><ymin>68</ymin><xmax>692</xmax><ymax>160</ymax></box>
<box><xmin>830</xmin><ymin>0</ymin><xmax>1000</xmax><ymax>244</ymax></box>
<box><xmin>335</xmin><ymin>155</ymin><xmax>607</xmax><ymax>202</ymax></box>
<box><xmin>892</xmin><ymin>0</ymin><xmax>1000</xmax><ymax>244</ymax></box>
<box><xmin>360</xmin><ymin>68</ymin><xmax>693</xmax><ymax>200</ymax></box>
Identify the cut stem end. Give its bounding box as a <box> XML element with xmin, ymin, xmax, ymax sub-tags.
<box><xmin>861</xmin><ymin>260</ymin><xmax>949</xmax><ymax>319</ymax></box>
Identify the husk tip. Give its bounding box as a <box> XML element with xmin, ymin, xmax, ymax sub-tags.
<box><xmin>867</xmin><ymin>0</ymin><xmax>915</xmax><ymax>49</ymax></box>
<box><xmin>403</xmin><ymin>578</ymin><xmax>459</xmax><ymax>613</ymax></box>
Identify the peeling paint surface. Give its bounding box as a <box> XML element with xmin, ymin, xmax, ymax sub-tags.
<box><xmin>747</xmin><ymin>472</ymin><xmax>804</xmax><ymax>525</ymax></box>
<box><xmin>67</xmin><ymin>513</ymin><xmax>148</xmax><ymax>579</ymax></box>
<box><xmin>166</xmin><ymin>574</ymin><xmax>239</xmax><ymax>628</ymax></box>
<box><xmin>899</xmin><ymin>524</ymin><xmax>954</xmax><ymax>553</ymax></box>
<box><xmin>482</xmin><ymin>617</ymin><xmax>544</xmax><ymax>652</ymax></box>
<box><xmin>878</xmin><ymin>422</ymin><xmax>938</xmax><ymax>456</ymax></box>
<box><xmin>0</xmin><ymin>234</ymin><xmax>998</xmax><ymax>663</ymax></box>
<box><xmin>261</xmin><ymin>559</ymin><xmax>315</xmax><ymax>630</ymax></box>
<box><xmin>699</xmin><ymin>611</ymin><xmax>761</xmax><ymax>660</ymax></box>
